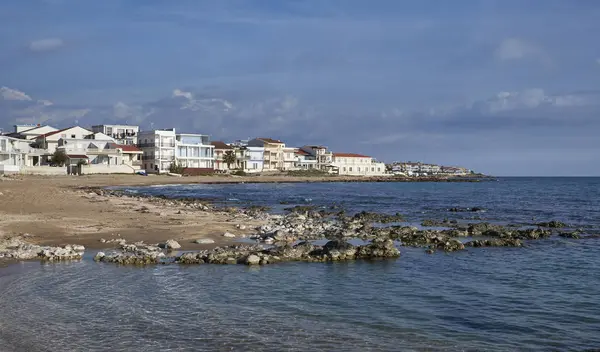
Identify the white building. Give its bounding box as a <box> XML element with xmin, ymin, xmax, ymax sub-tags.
<box><xmin>34</xmin><ymin>126</ymin><xmax>95</xmax><ymax>155</ymax></box>
<box><xmin>91</xmin><ymin>124</ymin><xmax>139</xmax><ymax>145</ymax></box>
<box><xmin>176</xmin><ymin>133</ymin><xmax>214</xmax><ymax>169</ymax></box>
<box><xmin>300</xmin><ymin>145</ymin><xmax>334</xmax><ymax>171</ymax></box>
<box><xmin>331</xmin><ymin>153</ymin><xmax>387</xmax><ymax>176</ymax></box>
<box><xmin>239</xmin><ymin>146</ymin><xmax>265</xmax><ymax>173</ymax></box>
<box><xmin>211</xmin><ymin>141</ymin><xmax>235</xmax><ymax>172</ymax></box>
<box><xmin>138</xmin><ymin>129</ymin><xmax>176</xmax><ymax>173</ymax></box>
<box><xmin>0</xmin><ymin>136</ymin><xmax>29</xmax><ymax>174</ymax></box>
<box><xmin>10</xmin><ymin>124</ymin><xmax>58</xmax><ymax>140</ymax></box>
<box><xmin>294</xmin><ymin>149</ymin><xmax>318</xmax><ymax>170</ymax></box>
<box><xmin>247</xmin><ymin>138</ymin><xmax>287</xmax><ymax>171</ymax></box>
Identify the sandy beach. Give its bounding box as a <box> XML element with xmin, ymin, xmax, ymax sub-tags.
<box><xmin>0</xmin><ymin>174</ymin><xmax>396</xmax><ymax>250</ymax></box>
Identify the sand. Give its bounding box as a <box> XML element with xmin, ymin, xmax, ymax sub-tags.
<box><xmin>0</xmin><ymin>173</ymin><xmax>378</xmax><ymax>250</ymax></box>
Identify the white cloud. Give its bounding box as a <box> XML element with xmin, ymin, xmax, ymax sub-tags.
<box><xmin>28</xmin><ymin>38</ymin><xmax>64</xmax><ymax>52</ymax></box>
<box><xmin>1</xmin><ymin>86</ymin><xmax>32</xmax><ymax>101</ymax></box>
<box><xmin>172</xmin><ymin>89</ymin><xmax>193</xmax><ymax>100</ymax></box>
<box><xmin>495</xmin><ymin>38</ymin><xmax>541</xmax><ymax>61</ymax></box>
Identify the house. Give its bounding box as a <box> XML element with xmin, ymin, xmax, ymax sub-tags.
<box><xmin>294</xmin><ymin>149</ymin><xmax>318</xmax><ymax>170</ymax></box>
<box><xmin>35</xmin><ymin>126</ymin><xmax>92</xmax><ymax>163</ymax></box>
<box><xmin>176</xmin><ymin>133</ymin><xmax>214</xmax><ymax>169</ymax></box>
<box><xmin>331</xmin><ymin>153</ymin><xmax>387</xmax><ymax>176</ymax></box>
<box><xmin>138</xmin><ymin>129</ymin><xmax>176</xmax><ymax>173</ymax></box>
<box><xmin>247</xmin><ymin>138</ymin><xmax>286</xmax><ymax>171</ymax></box>
<box><xmin>300</xmin><ymin>145</ymin><xmax>334</xmax><ymax>171</ymax></box>
<box><xmin>8</xmin><ymin>124</ymin><xmax>58</xmax><ymax>140</ymax></box>
<box><xmin>56</xmin><ymin>135</ymin><xmax>143</xmax><ymax>173</ymax></box>
<box><xmin>242</xmin><ymin>146</ymin><xmax>264</xmax><ymax>173</ymax></box>
<box><xmin>211</xmin><ymin>141</ymin><xmax>235</xmax><ymax>171</ymax></box>
<box><xmin>282</xmin><ymin>147</ymin><xmax>297</xmax><ymax>171</ymax></box>
<box><xmin>392</xmin><ymin>162</ymin><xmax>443</xmax><ymax>176</ymax></box>
<box><xmin>91</xmin><ymin>124</ymin><xmax>139</xmax><ymax>145</ymax></box>
<box><xmin>0</xmin><ymin>136</ymin><xmax>29</xmax><ymax>174</ymax></box>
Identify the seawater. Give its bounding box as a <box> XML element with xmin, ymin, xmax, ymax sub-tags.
<box><xmin>1</xmin><ymin>178</ymin><xmax>600</xmax><ymax>351</ymax></box>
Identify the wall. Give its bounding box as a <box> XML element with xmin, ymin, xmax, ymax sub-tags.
<box><xmin>182</xmin><ymin>168</ymin><xmax>215</xmax><ymax>176</ymax></box>
<box><xmin>81</xmin><ymin>164</ymin><xmax>137</xmax><ymax>174</ymax></box>
<box><xmin>0</xmin><ymin>164</ymin><xmax>20</xmax><ymax>174</ymax></box>
<box><xmin>20</xmin><ymin>166</ymin><xmax>67</xmax><ymax>175</ymax></box>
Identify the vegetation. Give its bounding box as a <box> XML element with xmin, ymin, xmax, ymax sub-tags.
<box><xmin>50</xmin><ymin>150</ymin><xmax>69</xmax><ymax>167</ymax></box>
<box><xmin>231</xmin><ymin>169</ymin><xmax>247</xmax><ymax>176</ymax></box>
<box><xmin>168</xmin><ymin>162</ymin><xmax>185</xmax><ymax>174</ymax></box>
<box><xmin>223</xmin><ymin>150</ymin><xmax>237</xmax><ymax>169</ymax></box>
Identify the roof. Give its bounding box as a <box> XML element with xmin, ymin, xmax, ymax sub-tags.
<box><xmin>295</xmin><ymin>149</ymin><xmax>310</xmax><ymax>156</ymax></box>
<box><xmin>257</xmin><ymin>137</ymin><xmax>284</xmax><ymax>144</ymax></box>
<box><xmin>37</xmin><ymin>127</ymin><xmax>74</xmax><ymax>139</ymax></box>
<box><xmin>110</xmin><ymin>143</ymin><xmax>142</xmax><ymax>153</ymax></box>
<box><xmin>304</xmin><ymin>145</ymin><xmax>327</xmax><ymax>149</ymax></box>
<box><xmin>333</xmin><ymin>153</ymin><xmax>371</xmax><ymax>158</ymax></box>
<box><xmin>210</xmin><ymin>141</ymin><xmax>233</xmax><ymax>150</ymax></box>
<box><xmin>66</xmin><ymin>154</ymin><xmax>88</xmax><ymax>159</ymax></box>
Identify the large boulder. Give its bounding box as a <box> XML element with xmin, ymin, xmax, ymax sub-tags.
<box><xmin>245</xmin><ymin>254</ymin><xmax>261</xmax><ymax>265</ymax></box>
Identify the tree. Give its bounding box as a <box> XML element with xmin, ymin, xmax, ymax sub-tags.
<box><xmin>169</xmin><ymin>162</ymin><xmax>185</xmax><ymax>174</ymax></box>
<box><xmin>51</xmin><ymin>150</ymin><xmax>69</xmax><ymax>167</ymax></box>
<box><xmin>223</xmin><ymin>150</ymin><xmax>237</xmax><ymax>170</ymax></box>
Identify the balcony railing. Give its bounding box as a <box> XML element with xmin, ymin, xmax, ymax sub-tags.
<box><xmin>137</xmin><ymin>142</ymin><xmax>176</xmax><ymax>148</ymax></box>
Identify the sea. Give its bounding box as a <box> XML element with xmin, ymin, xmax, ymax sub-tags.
<box><xmin>1</xmin><ymin>177</ymin><xmax>599</xmax><ymax>351</ymax></box>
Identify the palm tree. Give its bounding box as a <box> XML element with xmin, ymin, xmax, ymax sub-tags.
<box><xmin>223</xmin><ymin>150</ymin><xmax>237</xmax><ymax>170</ymax></box>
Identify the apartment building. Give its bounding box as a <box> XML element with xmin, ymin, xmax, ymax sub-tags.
<box><xmin>247</xmin><ymin>138</ymin><xmax>286</xmax><ymax>171</ymax></box>
<box><xmin>300</xmin><ymin>145</ymin><xmax>334</xmax><ymax>171</ymax></box>
<box><xmin>294</xmin><ymin>149</ymin><xmax>318</xmax><ymax>170</ymax></box>
<box><xmin>211</xmin><ymin>141</ymin><xmax>234</xmax><ymax>171</ymax></box>
<box><xmin>176</xmin><ymin>133</ymin><xmax>214</xmax><ymax>169</ymax></box>
<box><xmin>138</xmin><ymin>129</ymin><xmax>176</xmax><ymax>173</ymax></box>
<box><xmin>9</xmin><ymin>124</ymin><xmax>58</xmax><ymax>140</ymax></box>
<box><xmin>331</xmin><ymin>153</ymin><xmax>387</xmax><ymax>176</ymax></box>
<box><xmin>92</xmin><ymin>124</ymin><xmax>139</xmax><ymax>145</ymax></box>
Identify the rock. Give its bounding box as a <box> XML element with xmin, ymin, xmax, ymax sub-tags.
<box><xmin>195</xmin><ymin>238</ymin><xmax>215</xmax><ymax>244</ymax></box>
<box><xmin>536</xmin><ymin>220</ymin><xmax>568</xmax><ymax>228</ymax></box>
<box><xmin>236</xmin><ymin>224</ymin><xmax>247</xmax><ymax>230</ymax></box>
<box><xmin>162</xmin><ymin>239</ymin><xmax>181</xmax><ymax>250</ymax></box>
<box><xmin>245</xmin><ymin>254</ymin><xmax>261</xmax><ymax>265</ymax></box>
<box><xmin>72</xmin><ymin>245</ymin><xmax>85</xmax><ymax>252</ymax></box>
<box><xmin>559</xmin><ymin>231</ymin><xmax>580</xmax><ymax>239</ymax></box>
<box><xmin>223</xmin><ymin>232</ymin><xmax>236</xmax><ymax>238</ymax></box>
<box><xmin>94</xmin><ymin>252</ymin><xmax>106</xmax><ymax>261</ymax></box>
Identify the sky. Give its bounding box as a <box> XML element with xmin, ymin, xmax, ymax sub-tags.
<box><xmin>1</xmin><ymin>0</ymin><xmax>599</xmax><ymax>176</ymax></box>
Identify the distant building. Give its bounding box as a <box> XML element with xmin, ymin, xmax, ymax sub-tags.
<box><xmin>176</xmin><ymin>133</ymin><xmax>214</xmax><ymax>169</ymax></box>
<box><xmin>211</xmin><ymin>141</ymin><xmax>234</xmax><ymax>171</ymax></box>
<box><xmin>247</xmin><ymin>138</ymin><xmax>287</xmax><ymax>171</ymax></box>
<box><xmin>138</xmin><ymin>129</ymin><xmax>176</xmax><ymax>173</ymax></box>
<box><xmin>331</xmin><ymin>153</ymin><xmax>387</xmax><ymax>176</ymax></box>
<box><xmin>299</xmin><ymin>145</ymin><xmax>333</xmax><ymax>171</ymax></box>
<box><xmin>91</xmin><ymin>124</ymin><xmax>139</xmax><ymax>145</ymax></box>
<box><xmin>294</xmin><ymin>149</ymin><xmax>318</xmax><ymax>170</ymax></box>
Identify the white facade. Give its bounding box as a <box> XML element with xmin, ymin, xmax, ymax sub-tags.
<box><xmin>294</xmin><ymin>150</ymin><xmax>318</xmax><ymax>170</ymax></box>
<box><xmin>13</xmin><ymin>125</ymin><xmax>58</xmax><ymax>140</ymax></box>
<box><xmin>35</xmin><ymin>126</ymin><xmax>94</xmax><ymax>155</ymax></box>
<box><xmin>332</xmin><ymin>153</ymin><xmax>387</xmax><ymax>176</ymax></box>
<box><xmin>237</xmin><ymin>146</ymin><xmax>264</xmax><ymax>172</ymax></box>
<box><xmin>138</xmin><ymin>129</ymin><xmax>176</xmax><ymax>173</ymax></box>
<box><xmin>92</xmin><ymin>124</ymin><xmax>139</xmax><ymax>145</ymax></box>
<box><xmin>300</xmin><ymin>145</ymin><xmax>333</xmax><ymax>171</ymax></box>
<box><xmin>247</xmin><ymin>138</ymin><xmax>286</xmax><ymax>171</ymax></box>
<box><xmin>175</xmin><ymin>133</ymin><xmax>214</xmax><ymax>169</ymax></box>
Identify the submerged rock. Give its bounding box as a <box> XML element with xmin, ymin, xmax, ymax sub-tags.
<box><xmin>465</xmin><ymin>238</ymin><xmax>522</xmax><ymax>247</ymax></box>
<box><xmin>536</xmin><ymin>220</ymin><xmax>568</xmax><ymax>228</ymax></box>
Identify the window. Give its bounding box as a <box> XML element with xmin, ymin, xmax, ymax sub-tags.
<box><xmin>377</xmin><ymin>168</ymin><xmax>381</xmax><ymax>172</ymax></box>
<box><xmin>358</xmin><ymin>167</ymin><xmax>361</xmax><ymax>172</ymax></box>
<box><xmin>106</xmin><ymin>127</ymin><xmax>113</xmax><ymax>135</ymax></box>
<box><xmin>253</xmin><ymin>163</ymin><xmax>258</xmax><ymax>169</ymax></box>
<box><xmin>150</xmin><ymin>163</ymin><xmax>153</xmax><ymax>169</ymax></box>
<box><xmin>349</xmin><ymin>167</ymin><xmax>352</xmax><ymax>172</ymax></box>
<box><xmin>343</xmin><ymin>167</ymin><xmax>346</xmax><ymax>171</ymax></box>
<box><xmin>71</xmin><ymin>134</ymin><xmax>76</xmax><ymax>138</ymax></box>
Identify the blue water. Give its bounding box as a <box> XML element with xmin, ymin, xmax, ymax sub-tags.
<box><xmin>1</xmin><ymin>178</ymin><xmax>600</xmax><ymax>351</ymax></box>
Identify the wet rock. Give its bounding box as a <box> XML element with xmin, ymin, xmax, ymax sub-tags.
<box><xmin>513</xmin><ymin>228</ymin><xmax>551</xmax><ymax>240</ymax></box>
<box><xmin>465</xmin><ymin>238</ymin><xmax>522</xmax><ymax>247</ymax></box>
<box><xmin>245</xmin><ymin>254</ymin><xmax>261</xmax><ymax>265</ymax></box>
<box><xmin>436</xmin><ymin>239</ymin><xmax>465</xmax><ymax>252</ymax></box>
<box><xmin>355</xmin><ymin>238</ymin><xmax>400</xmax><ymax>258</ymax></box>
<box><xmin>94</xmin><ymin>252</ymin><xmax>106</xmax><ymax>261</ymax></box>
<box><xmin>195</xmin><ymin>238</ymin><xmax>215</xmax><ymax>244</ymax></box>
<box><xmin>536</xmin><ymin>220</ymin><xmax>568</xmax><ymax>228</ymax></box>
<box><xmin>559</xmin><ymin>231</ymin><xmax>581</xmax><ymax>239</ymax></box>
<box><xmin>468</xmin><ymin>223</ymin><xmax>506</xmax><ymax>236</ymax></box>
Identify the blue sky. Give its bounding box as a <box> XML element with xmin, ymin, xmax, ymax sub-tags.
<box><xmin>1</xmin><ymin>0</ymin><xmax>600</xmax><ymax>175</ymax></box>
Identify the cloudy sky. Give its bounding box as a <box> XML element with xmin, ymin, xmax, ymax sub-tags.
<box><xmin>1</xmin><ymin>0</ymin><xmax>599</xmax><ymax>176</ymax></box>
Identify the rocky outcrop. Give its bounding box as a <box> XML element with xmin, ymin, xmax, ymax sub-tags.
<box><xmin>94</xmin><ymin>241</ymin><xmax>165</xmax><ymax>265</ymax></box>
<box><xmin>465</xmin><ymin>238</ymin><xmax>523</xmax><ymax>247</ymax></box>
<box><xmin>536</xmin><ymin>221</ymin><xmax>568</xmax><ymax>228</ymax></box>
<box><xmin>0</xmin><ymin>236</ymin><xmax>84</xmax><ymax>261</ymax></box>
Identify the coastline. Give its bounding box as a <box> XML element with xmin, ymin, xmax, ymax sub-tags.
<box><xmin>0</xmin><ymin>174</ymin><xmax>479</xmax><ymax>249</ymax></box>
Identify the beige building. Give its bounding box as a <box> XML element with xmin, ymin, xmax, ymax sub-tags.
<box><xmin>300</xmin><ymin>145</ymin><xmax>334</xmax><ymax>171</ymax></box>
<box><xmin>247</xmin><ymin>138</ymin><xmax>286</xmax><ymax>171</ymax></box>
<box><xmin>331</xmin><ymin>153</ymin><xmax>387</xmax><ymax>176</ymax></box>
<box><xmin>211</xmin><ymin>141</ymin><xmax>235</xmax><ymax>171</ymax></box>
